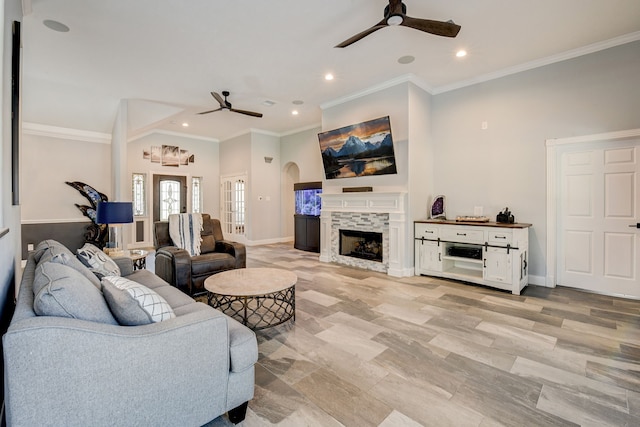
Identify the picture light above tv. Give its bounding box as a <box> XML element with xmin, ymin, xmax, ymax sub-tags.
<box><xmin>318</xmin><ymin>116</ymin><xmax>398</xmax><ymax>180</ymax></box>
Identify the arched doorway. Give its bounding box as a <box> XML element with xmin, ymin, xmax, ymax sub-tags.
<box><xmin>281</xmin><ymin>162</ymin><xmax>300</xmax><ymax>240</ymax></box>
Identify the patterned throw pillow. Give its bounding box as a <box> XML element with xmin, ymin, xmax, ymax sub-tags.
<box><xmin>101</xmin><ymin>276</ymin><xmax>176</xmax><ymax>326</ymax></box>
<box><xmin>76</xmin><ymin>243</ymin><xmax>121</xmax><ymax>279</ymax></box>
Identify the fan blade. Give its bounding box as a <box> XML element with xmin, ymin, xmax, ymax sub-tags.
<box><xmin>401</xmin><ymin>16</ymin><xmax>460</xmax><ymax>38</ymax></box>
<box><xmin>335</xmin><ymin>19</ymin><xmax>388</xmax><ymax>48</ymax></box>
<box><xmin>229</xmin><ymin>108</ymin><xmax>263</xmax><ymax>118</ymax></box>
<box><xmin>211</xmin><ymin>92</ymin><xmax>226</xmax><ymax>108</ymax></box>
<box><xmin>197</xmin><ymin>107</ymin><xmax>223</xmax><ymax>115</ymax></box>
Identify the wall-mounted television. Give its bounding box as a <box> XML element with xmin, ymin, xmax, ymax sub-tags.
<box><xmin>318</xmin><ymin>116</ymin><xmax>397</xmax><ymax>180</ymax></box>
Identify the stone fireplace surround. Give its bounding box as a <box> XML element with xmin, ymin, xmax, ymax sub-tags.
<box><xmin>319</xmin><ymin>192</ymin><xmax>407</xmax><ymax>276</ymax></box>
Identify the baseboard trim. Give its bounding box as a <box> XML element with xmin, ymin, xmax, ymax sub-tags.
<box><xmin>528</xmin><ymin>274</ymin><xmax>549</xmax><ymax>287</ymax></box>
<box><xmin>245</xmin><ymin>237</ymin><xmax>294</xmax><ymax>246</ymax></box>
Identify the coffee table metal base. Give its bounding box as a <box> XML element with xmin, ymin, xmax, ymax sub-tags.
<box><xmin>208</xmin><ymin>286</ymin><xmax>295</xmax><ymax>330</ymax></box>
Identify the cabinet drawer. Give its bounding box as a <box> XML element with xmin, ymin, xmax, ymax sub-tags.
<box><xmin>415</xmin><ymin>224</ymin><xmax>439</xmax><ymax>239</ymax></box>
<box><xmin>441</xmin><ymin>227</ymin><xmax>484</xmax><ymax>244</ymax></box>
<box><xmin>488</xmin><ymin>231</ymin><xmax>512</xmax><ymax>245</ymax></box>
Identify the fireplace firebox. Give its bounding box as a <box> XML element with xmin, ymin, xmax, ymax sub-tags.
<box><xmin>339</xmin><ymin>229</ymin><xmax>383</xmax><ymax>262</ymax></box>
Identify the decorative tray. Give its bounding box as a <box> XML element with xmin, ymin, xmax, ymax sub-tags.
<box><xmin>455</xmin><ymin>216</ymin><xmax>490</xmax><ymax>223</ymax></box>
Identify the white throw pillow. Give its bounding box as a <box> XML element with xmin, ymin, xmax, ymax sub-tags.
<box><xmin>101</xmin><ymin>276</ymin><xmax>175</xmax><ymax>325</ymax></box>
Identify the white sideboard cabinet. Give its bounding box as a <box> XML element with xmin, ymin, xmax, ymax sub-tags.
<box><xmin>414</xmin><ymin>220</ymin><xmax>531</xmax><ymax>295</ymax></box>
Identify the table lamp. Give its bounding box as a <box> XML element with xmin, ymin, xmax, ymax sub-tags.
<box><xmin>96</xmin><ymin>201</ymin><xmax>133</xmax><ymax>255</ymax></box>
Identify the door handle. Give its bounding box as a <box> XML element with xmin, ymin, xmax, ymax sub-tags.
<box><xmin>630</xmin><ymin>223</ymin><xmax>640</xmax><ymax>228</ymax></box>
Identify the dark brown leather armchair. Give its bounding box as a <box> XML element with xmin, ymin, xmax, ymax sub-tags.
<box><xmin>153</xmin><ymin>214</ymin><xmax>246</xmax><ymax>296</ymax></box>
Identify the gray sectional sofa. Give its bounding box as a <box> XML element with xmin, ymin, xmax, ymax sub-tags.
<box><xmin>3</xmin><ymin>240</ymin><xmax>258</xmax><ymax>426</ymax></box>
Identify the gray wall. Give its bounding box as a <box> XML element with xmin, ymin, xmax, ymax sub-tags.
<box><xmin>431</xmin><ymin>41</ymin><xmax>640</xmax><ymax>279</ymax></box>
<box><xmin>280</xmin><ymin>126</ymin><xmax>323</xmax><ymax>183</ymax></box>
<box><xmin>21</xmin><ymin>133</ymin><xmax>111</xmax><ymax>221</ymax></box>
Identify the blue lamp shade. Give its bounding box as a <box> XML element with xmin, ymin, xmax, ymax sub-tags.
<box><xmin>96</xmin><ymin>202</ymin><xmax>133</xmax><ymax>225</ymax></box>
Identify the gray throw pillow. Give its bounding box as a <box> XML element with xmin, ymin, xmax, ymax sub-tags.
<box><xmin>49</xmin><ymin>252</ymin><xmax>102</xmax><ymax>290</ymax></box>
<box><xmin>33</xmin><ymin>262</ymin><xmax>118</xmax><ymax>325</ymax></box>
<box><xmin>76</xmin><ymin>243</ymin><xmax>121</xmax><ymax>279</ymax></box>
<box><xmin>32</xmin><ymin>239</ymin><xmax>69</xmax><ymax>263</ymax></box>
<box><xmin>102</xmin><ymin>276</ymin><xmax>176</xmax><ymax>326</ymax></box>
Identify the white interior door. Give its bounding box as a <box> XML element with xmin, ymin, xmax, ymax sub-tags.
<box><xmin>558</xmin><ymin>138</ymin><xmax>640</xmax><ymax>297</ymax></box>
<box><xmin>220</xmin><ymin>175</ymin><xmax>247</xmax><ymax>242</ymax></box>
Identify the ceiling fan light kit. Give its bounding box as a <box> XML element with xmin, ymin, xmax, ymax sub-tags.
<box><xmin>198</xmin><ymin>91</ymin><xmax>263</xmax><ymax>118</ymax></box>
<box><xmin>335</xmin><ymin>0</ymin><xmax>460</xmax><ymax>48</ymax></box>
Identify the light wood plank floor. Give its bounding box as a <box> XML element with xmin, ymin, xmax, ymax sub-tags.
<box><xmin>203</xmin><ymin>243</ymin><xmax>640</xmax><ymax>427</ymax></box>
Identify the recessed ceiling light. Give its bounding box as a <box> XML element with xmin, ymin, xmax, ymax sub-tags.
<box><xmin>182</xmin><ymin>122</ymin><xmax>189</xmax><ymax>127</ymax></box>
<box><xmin>292</xmin><ymin>110</ymin><xmax>299</xmax><ymax>116</ymax></box>
<box><xmin>292</xmin><ymin>100</ymin><xmax>304</xmax><ymax>105</ymax></box>
<box><xmin>456</xmin><ymin>50</ymin><xmax>467</xmax><ymax>58</ymax></box>
<box><xmin>325</xmin><ymin>73</ymin><xmax>334</xmax><ymax>81</ymax></box>
<box><xmin>43</xmin><ymin>19</ymin><xmax>70</xmax><ymax>32</ymax></box>
<box><xmin>397</xmin><ymin>55</ymin><xmax>415</xmax><ymax>64</ymax></box>
<box><xmin>262</xmin><ymin>100</ymin><xmax>276</xmax><ymax>107</ymax></box>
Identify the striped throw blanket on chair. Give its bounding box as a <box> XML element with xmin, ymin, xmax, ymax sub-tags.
<box><xmin>168</xmin><ymin>213</ymin><xmax>204</xmax><ymax>256</ymax></box>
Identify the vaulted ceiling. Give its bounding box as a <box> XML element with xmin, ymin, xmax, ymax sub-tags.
<box><xmin>21</xmin><ymin>0</ymin><xmax>640</xmax><ymax>141</ymax></box>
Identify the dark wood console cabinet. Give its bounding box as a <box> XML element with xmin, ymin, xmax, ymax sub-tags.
<box><xmin>294</xmin><ymin>215</ymin><xmax>320</xmax><ymax>253</ymax></box>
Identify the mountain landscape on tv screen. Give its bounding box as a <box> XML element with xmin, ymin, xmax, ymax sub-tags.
<box><xmin>319</xmin><ymin>117</ymin><xmax>397</xmax><ymax>179</ymax></box>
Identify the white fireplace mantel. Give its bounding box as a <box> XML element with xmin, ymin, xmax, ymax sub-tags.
<box><xmin>319</xmin><ymin>192</ymin><xmax>410</xmax><ymax>277</ymax></box>
<box><xmin>320</xmin><ymin>192</ymin><xmax>407</xmax><ymax>214</ymax></box>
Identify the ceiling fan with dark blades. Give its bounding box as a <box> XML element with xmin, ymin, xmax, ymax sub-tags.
<box><xmin>335</xmin><ymin>0</ymin><xmax>460</xmax><ymax>48</ymax></box>
<box><xmin>198</xmin><ymin>91</ymin><xmax>263</xmax><ymax>118</ymax></box>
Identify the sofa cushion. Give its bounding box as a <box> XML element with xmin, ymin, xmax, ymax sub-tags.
<box><xmin>77</xmin><ymin>243</ymin><xmax>121</xmax><ymax>279</ymax></box>
<box><xmin>50</xmin><ymin>252</ymin><xmax>102</xmax><ymax>290</ymax></box>
<box><xmin>33</xmin><ymin>240</ymin><xmax>103</xmax><ymax>289</ymax></box>
<box><xmin>33</xmin><ymin>262</ymin><xmax>118</xmax><ymax>324</ymax></box>
<box><xmin>227</xmin><ymin>316</ymin><xmax>259</xmax><ymax>373</ymax></box>
<box><xmin>33</xmin><ymin>239</ymin><xmax>69</xmax><ymax>264</ymax></box>
<box><xmin>200</xmin><ymin>215</ymin><xmax>216</xmax><ymax>254</ymax></box>
<box><xmin>102</xmin><ymin>276</ymin><xmax>176</xmax><ymax>325</ymax></box>
<box><xmin>191</xmin><ymin>253</ymin><xmax>235</xmax><ymax>276</ymax></box>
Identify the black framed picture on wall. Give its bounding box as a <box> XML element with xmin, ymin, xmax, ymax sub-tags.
<box><xmin>11</xmin><ymin>21</ymin><xmax>21</xmax><ymax>206</ymax></box>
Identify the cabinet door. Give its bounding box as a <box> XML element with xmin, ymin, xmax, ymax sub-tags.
<box><xmin>415</xmin><ymin>240</ymin><xmax>442</xmax><ymax>274</ymax></box>
<box><xmin>484</xmin><ymin>247</ymin><xmax>512</xmax><ymax>283</ymax></box>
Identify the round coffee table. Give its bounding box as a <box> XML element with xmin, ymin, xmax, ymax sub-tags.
<box><xmin>205</xmin><ymin>268</ymin><xmax>297</xmax><ymax>330</ymax></box>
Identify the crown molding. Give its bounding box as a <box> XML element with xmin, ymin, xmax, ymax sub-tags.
<box><xmin>22</xmin><ymin>122</ymin><xmax>111</xmax><ymax>144</ymax></box>
<box><xmin>280</xmin><ymin>123</ymin><xmax>322</xmax><ymax>137</ymax></box>
<box><xmin>320</xmin><ymin>74</ymin><xmax>432</xmax><ymax>110</ymax></box>
<box><xmin>128</xmin><ymin>128</ymin><xmax>219</xmax><ymax>143</ymax></box>
<box><xmin>432</xmin><ymin>31</ymin><xmax>640</xmax><ymax>95</ymax></box>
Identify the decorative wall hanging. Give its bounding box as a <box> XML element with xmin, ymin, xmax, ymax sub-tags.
<box><xmin>143</xmin><ymin>145</ymin><xmax>194</xmax><ymax>167</ymax></box>
<box><xmin>66</xmin><ymin>181</ymin><xmax>109</xmax><ymax>247</ymax></box>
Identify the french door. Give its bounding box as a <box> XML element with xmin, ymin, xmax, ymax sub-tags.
<box><xmin>557</xmin><ymin>137</ymin><xmax>640</xmax><ymax>297</ymax></box>
<box><xmin>153</xmin><ymin>174</ymin><xmax>187</xmax><ymax>222</ymax></box>
<box><xmin>220</xmin><ymin>174</ymin><xmax>247</xmax><ymax>242</ymax></box>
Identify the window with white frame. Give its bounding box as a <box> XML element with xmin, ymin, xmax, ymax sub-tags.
<box><xmin>192</xmin><ymin>176</ymin><xmax>203</xmax><ymax>213</ymax></box>
<box><xmin>132</xmin><ymin>173</ymin><xmax>146</xmax><ymax>216</ymax></box>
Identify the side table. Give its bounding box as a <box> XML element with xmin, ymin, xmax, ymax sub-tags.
<box><xmin>122</xmin><ymin>249</ymin><xmax>149</xmax><ymax>270</ymax></box>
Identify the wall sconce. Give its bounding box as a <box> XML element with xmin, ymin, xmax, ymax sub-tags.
<box><xmin>264</xmin><ymin>156</ymin><xmax>273</xmax><ymax>163</ymax></box>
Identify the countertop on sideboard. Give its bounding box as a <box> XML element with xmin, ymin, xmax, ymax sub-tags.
<box><xmin>415</xmin><ymin>219</ymin><xmax>532</xmax><ymax>229</ymax></box>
